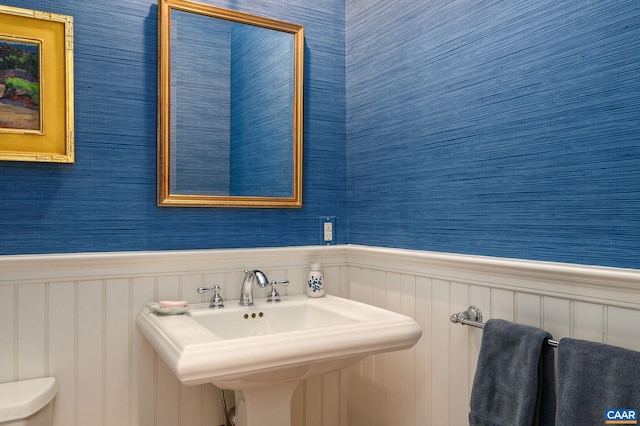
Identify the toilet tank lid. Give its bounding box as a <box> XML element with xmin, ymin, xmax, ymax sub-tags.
<box><xmin>0</xmin><ymin>378</ymin><xmax>57</xmax><ymax>423</ymax></box>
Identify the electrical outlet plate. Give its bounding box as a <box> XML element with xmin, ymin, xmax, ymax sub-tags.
<box><xmin>320</xmin><ymin>216</ymin><xmax>336</xmax><ymax>245</ymax></box>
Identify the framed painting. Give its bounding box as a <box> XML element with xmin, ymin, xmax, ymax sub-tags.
<box><xmin>0</xmin><ymin>5</ymin><xmax>74</xmax><ymax>163</ymax></box>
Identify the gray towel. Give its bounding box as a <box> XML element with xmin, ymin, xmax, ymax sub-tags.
<box><xmin>469</xmin><ymin>319</ymin><xmax>556</xmax><ymax>426</ymax></box>
<box><xmin>556</xmin><ymin>338</ymin><xmax>640</xmax><ymax>426</ymax></box>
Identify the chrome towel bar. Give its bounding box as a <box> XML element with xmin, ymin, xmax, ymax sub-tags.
<box><xmin>450</xmin><ymin>306</ymin><xmax>559</xmax><ymax>348</ymax></box>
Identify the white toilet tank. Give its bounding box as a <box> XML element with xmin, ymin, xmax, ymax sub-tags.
<box><xmin>0</xmin><ymin>378</ymin><xmax>57</xmax><ymax>426</ymax></box>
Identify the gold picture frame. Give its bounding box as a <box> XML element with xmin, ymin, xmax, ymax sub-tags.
<box><xmin>0</xmin><ymin>5</ymin><xmax>74</xmax><ymax>163</ymax></box>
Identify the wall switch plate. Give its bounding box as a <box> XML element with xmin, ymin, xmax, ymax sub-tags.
<box><xmin>320</xmin><ymin>216</ymin><xmax>336</xmax><ymax>245</ymax></box>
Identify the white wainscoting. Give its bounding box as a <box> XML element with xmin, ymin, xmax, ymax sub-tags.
<box><xmin>1</xmin><ymin>245</ymin><xmax>639</xmax><ymax>426</ymax></box>
<box><xmin>344</xmin><ymin>246</ymin><xmax>640</xmax><ymax>426</ymax></box>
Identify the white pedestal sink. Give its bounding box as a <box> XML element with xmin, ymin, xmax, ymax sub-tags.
<box><xmin>137</xmin><ymin>294</ymin><xmax>422</xmax><ymax>426</ymax></box>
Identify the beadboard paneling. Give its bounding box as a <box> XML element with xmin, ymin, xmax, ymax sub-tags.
<box><xmin>1</xmin><ymin>245</ymin><xmax>640</xmax><ymax>426</ymax></box>
<box><xmin>0</xmin><ymin>246</ymin><xmax>348</xmax><ymax>426</ymax></box>
<box><xmin>343</xmin><ymin>246</ymin><xmax>640</xmax><ymax>426</ymax></box>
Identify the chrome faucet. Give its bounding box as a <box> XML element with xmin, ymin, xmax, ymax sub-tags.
<box><xmin>197</xmin><ymin>285</ymin><xmax>225</xmax><ymax>309</ymax></box>
<box><xmin>240</xmin><ymin>269</ymin><xmax>269</xmax><ymax>306</ymax></box>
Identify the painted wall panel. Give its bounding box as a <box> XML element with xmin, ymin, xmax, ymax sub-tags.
<box><xmin>572</xmin><ymin>301</ymin><xmax>605</xmax><ymax>342</ymax></box>
<box><xmin>0</xmin><ymin>286</ymin><xmax>15</xmax><ymax>383</ymax></box>
<box><xmin>430</xmin><ymin>279</ymin><xmax>451</xmax><ymax>425</ymax></box>
<box><xmin>322</xmin><ymin>372</ymin><xmax>341</xmax><ymax>426</ymax></box>
<box><xmin>542</xmin><ymin>297</ymin><xmax>571</xmax><ymax>342</ymax></box>
<box><xmin>105</xmin><ymin>279</ymin><xmax>131</xmax><ymax>426</ymax></box>
<box><xmin>76</xmin><ymin>280</ymin><xmax>104</xmax><ymax>425</ymax></box>
<box><xmin>17</xmin><ymin>284</ymin><xmax>46</xmax><ymax>380</ymax></box>
<box><xmin>399</xmin><ymin>276</ymin><xmax>417</xmax><ymax>426</ymax></box>
<box><xmin>130</xmin><ymin>277</ymin><xmax>157</xmax><ymax>426</ymax></box>
<box><xmin>607</xmin><ymin>307</ymin><xmax>640</xmax><ymax>351</ymax></box>
<box><xmin>303</xmin><ymin>375</ymin><xmax>323</xmax><ymax>426</ymax></box>
<box><xmin>515</xmin><ymin>293</ymin><xmax>541</xmax><ymax>327</ymax></box>
<box><xmin>179</xmin><ymin>384</ymin><xmax>203</xmax><ymax>426</ymax></box>
<box><xmin>48</xmin><ymin>282</ymin><xmax>77</xmax><ymax>426</ymax></box>
<box><xmin>155</xmin><ymin>357</ymin><xmax>180</xmax><ymax>426</ymax></box>
<box><xmin>449</xmin><ymin>282</ymin><xmax>470</xmax><ymax>426</ymax></box>
<box><xmin>414</xmin><ymin>276</ymin><xmax>432</xmax><ymax>425</ymax></box>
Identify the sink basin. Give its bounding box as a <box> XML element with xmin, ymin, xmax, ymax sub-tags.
<box><xmin>137</xmin><ymin>294</ymin><xmax>422</xmax><ymax>426</ymax></box>
<box><xmin>190</xmin><ymin>300</ymin><xmax>360</xmax><ymax>340</ymax></box>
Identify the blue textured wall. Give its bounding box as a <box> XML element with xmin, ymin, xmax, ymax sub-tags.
<box><xmin>0</xmin><ymin>0</ymin><xmax>347</xmax><ymax>254</ymax></box>
<box><xmin>346</xmin><ymin>1</ymin><xmax>640</xmax><ymax>268</ymax></box>
<box><xmin>2</xmin><ymin>0</ymin><xmax>639</xmax><ymax>270</ymax></box>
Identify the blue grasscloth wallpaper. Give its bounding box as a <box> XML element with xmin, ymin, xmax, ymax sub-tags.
<box><xmin>0</xmin><ymin>0</ymin><xmax>347</xmax><ymax>254</ymax></box>
<box><xmin>347</xmin><ymin>0</ymin><xmax>640</xmax><ymax>269</ymax></box>
<box><xmin>2</xmin><ymin>0</ymin><xmax>640</xmax><ymax>270</ymax></box>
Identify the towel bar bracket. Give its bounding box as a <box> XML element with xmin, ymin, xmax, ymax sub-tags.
<box><xmin>450</xmin><ymin>306</ymin><xmax>483</xmax><ymax>324</ymax></box>
<box><xmin>451</xmin><ymin>305</ymin><xmax>560</xmax><ymax>347</ymax></box>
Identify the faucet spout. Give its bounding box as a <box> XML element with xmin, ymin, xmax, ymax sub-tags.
<box><xmin>240</xmin><ymin>269</ymin><xmax>269</xmax><ymax>306</ymax></box>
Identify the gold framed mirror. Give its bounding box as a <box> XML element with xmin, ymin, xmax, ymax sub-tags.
<box><xmin>158</xmin><ymin>0</ymin><xmax>303</xmax><ymax>207</ymax></box>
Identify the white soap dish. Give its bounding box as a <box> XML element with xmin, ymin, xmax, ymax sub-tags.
<box><xmin>148</xmin><ymin>302</ymin><xmax>191</xmax><ymax>315</ymax></box>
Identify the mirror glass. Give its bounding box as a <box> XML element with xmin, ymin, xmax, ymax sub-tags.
<box><xmin>158</xmin><ymin>0</ymin><xmax>303</xmax><ymax>207</ymax></box>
